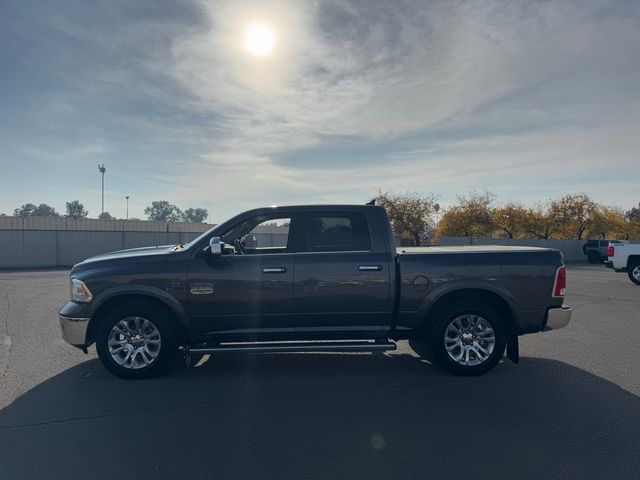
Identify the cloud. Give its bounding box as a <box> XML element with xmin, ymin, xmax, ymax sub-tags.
<box><xmin>1</xmin><ymin>0</ymin><xmax>639</xmax><ymax>219</ymax></box>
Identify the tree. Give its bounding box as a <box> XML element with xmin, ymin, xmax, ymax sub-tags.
<box><xmin>549</xmin><ymin>194</ymin><xmax>599</xmax><ymax>240</ymax></box>
<box><xmin>438</xmin><ymin>191</ymin><xmax>496</xmax><ymax>237</ymax></box>
<box><xmin>183</xmin><ymin>207</ymin><xmax>208</xmax><ymax>223</ymax></box>
<box><xmin>13</xmin><ymin>203</ymin><xmax>59</xmax><ymax>217</ymax></box>
<box><xmin>144</xmin><ymin>201</ymin><xmax>183</xmax><ymax>222</ymax></box>
<box><xmin>626</xmin><ymin>203</ymin><xmax>640</xmax><ymax>224</ymax></box>
<box><xmin>492</xmin><ymin>202</ymin><xmax>529</xmax><ymax>239</ymax></box>
<box><xmin>98</xmin><ymin>212</ymin><xmax>114</xmax><ymax>220</ymax></box>
<box><xmin>65</xmin><ymin>200</ymin><xmax>88</xmax><ymax>219</ymax></box>
<box><xmin>588</xmin><ymin>206</ymin><xmax>630</xmax><ymax>240</ymax></box>
<box><xmin>519</xmin><ymin>203</ymin><xmax>560</xmax><ymax>239</ymax></box>
<box><xmin>375</xmin><ymin>191</ymin><xmax>438</xmax><ymax>246</ymax></box>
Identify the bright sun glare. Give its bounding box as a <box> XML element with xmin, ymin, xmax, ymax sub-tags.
<box><xmin>244</xmin><ymin>21</ymin><xmax>276</xmax><ymax>57</ymax></box>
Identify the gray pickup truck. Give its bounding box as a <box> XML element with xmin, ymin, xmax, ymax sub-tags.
<box><xmin>59</xmin><ymin>204</ymin><xmax>571</xmax><ymax>378</ymax></box>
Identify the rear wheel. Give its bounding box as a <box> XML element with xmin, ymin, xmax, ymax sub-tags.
<box><xmin>96</xmin><ymin>301</ymin><xmax>178</xmax><ymax>379</ymax></box>
<box><xmin>628</xmin><ymin>262</ymin><xmax>640</xmax><ymax>286</ymax></box>
<box><xmin>429</xmin><ymin>302</ymin><xmax>507</xmax><ymax>376</ymax></box>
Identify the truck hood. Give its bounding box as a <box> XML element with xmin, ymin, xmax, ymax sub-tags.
<box><xmin>71</xmin><ymin>245</ymin><xmax>175</xmax><ymax>273</ymax></box>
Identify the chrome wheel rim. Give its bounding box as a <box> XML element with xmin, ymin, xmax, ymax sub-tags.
<box><xmin>633</xmin><ymin>266</ymin><xmax>640</xmax><ymax>281</ymax></box>
<box><xmin>444</xmin><ymin>314</ymin><xmax>496</xmax><ymax>366</ymax></box>
<box><xmin>108</xmin><ymin>317</ymin><xmax>161</xmax><ymax>369</ymax></box>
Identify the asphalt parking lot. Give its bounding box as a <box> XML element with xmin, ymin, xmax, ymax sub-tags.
<box><xmin>1</xmin><ymin>265</ymin><xmax>639</xmax><ymax>479</ymax></box>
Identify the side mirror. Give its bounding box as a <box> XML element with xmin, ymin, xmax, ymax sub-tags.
<box><xmin>209</xmin><ymin>237</ymin><xmax>222</xmax><ymax>256</ymax></box>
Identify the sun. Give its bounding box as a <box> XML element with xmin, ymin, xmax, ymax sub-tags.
<box><xmin>244</xmin><ymin>21</ymin><xmax>276</xmax><ymax>57</ymax></box>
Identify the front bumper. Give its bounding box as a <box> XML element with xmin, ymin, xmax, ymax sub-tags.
<box><xmin>543</xmin><ymin>305</ymin><xmax>572</xmax><ymax>331</ymax></box>
<box><xmin>59</xmin><ymin>314</ymin><xmax>90</xmax><ymax>347</ymax></box>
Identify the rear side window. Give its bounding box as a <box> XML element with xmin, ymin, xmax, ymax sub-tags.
<box><xmin>302</xmin><ymin>213</ymin><xmax>371</xmax><ymax>252</ymax></box>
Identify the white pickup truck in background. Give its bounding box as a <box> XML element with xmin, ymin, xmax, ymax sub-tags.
<box><xmin>608</xmin><ymin>243</ymin><xmax>640</xmax><ymax>285</ymax></box>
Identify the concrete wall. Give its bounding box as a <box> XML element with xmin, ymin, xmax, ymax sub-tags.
<box><xmin>437</xmin><ymin>236</ymin><xmax>588</xmax><ymax>263</ymax></box>
<box><xmin>0</xmin><ymin>217</ymin><xmax>291</xmax><ymax>268</ymax></box>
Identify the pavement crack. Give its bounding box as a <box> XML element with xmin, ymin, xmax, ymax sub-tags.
<box><xmin>0</xmin><ymin>381</ymin><xmax>419</xmax><ymax>431</ymax></box>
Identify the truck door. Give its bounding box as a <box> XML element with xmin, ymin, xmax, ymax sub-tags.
<box><xmin>186</xmin><ymin>214</ymin><xmax>299</xmax><ymax>336</ymax></box>
<box><xmin>292</xmin><ymin>211</ymin><xmax>392</xmax><ymax>331</ymax></box>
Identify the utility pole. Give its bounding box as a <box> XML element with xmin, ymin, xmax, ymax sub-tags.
<box><xmin>98</xmin><ymin>164</ymin><xmax>106</xmax><ymax>215</ymax></box>
<box><xmin>125</xmin><ymin>196</ymin><xmax>130</xmax><ymax>220</ymax></box>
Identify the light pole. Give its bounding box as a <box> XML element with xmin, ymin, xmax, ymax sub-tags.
<box><xmin>98</xmin><ymin>164</ymin><xmax>106</xmax><ymax>215</ymax></box>
<box><xmin>125</xmin><ymin>196</ymin><xmax>130</xmax><ymax>220</ymax></box>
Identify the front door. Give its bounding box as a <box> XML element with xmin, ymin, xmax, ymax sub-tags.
<box><xmin>186</xmin><ymin>215</ymin><xmax>297</xmax><ymax>336</ymax></box>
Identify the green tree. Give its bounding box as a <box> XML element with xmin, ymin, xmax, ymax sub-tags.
<box><xmin>144</xmin><ymin>201</ymin><xmax>183</xmax><ymax>222</ymax></box>
<box><xmin>98</xmin><ymin>211</ymin><xmax>114</xmax><ymax>220</ymax></box>
<box><xmin>13</xmin><ymin>203</ymin><xmax>60</xmax><ymax>217</ymax></box>
<box><xmin>183</xmin><ymin>207</ymin><xmax>208</xmax><ymax>223</ymax></box>
<box><xmin>375</xmin><ymin>190</ymin><xmax>438</xmax><ymax>246</ymax></box>
<box><xmin>65</xmin><ymin>200</ymin><xmax>88</xmax><ymax>219</ymax></box>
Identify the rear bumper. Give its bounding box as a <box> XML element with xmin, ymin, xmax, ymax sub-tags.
<box><xmin>604</xmin><ymin>260</ymin><xmax>613</xmax><ymax>268</ymax></box>
<box><xmin>59</xmin><ymin>314</ymin><xmax>90</xmax><ymax>347</ymax></box>
<box><xmin>543</xmin><ymin>305</ymin><xmax>572</xmax><ymax>331</ymax></box>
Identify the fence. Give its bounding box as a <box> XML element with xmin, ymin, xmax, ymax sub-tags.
<box><xmin>0</xmin><ymin>217</ymin><xmax>214</xmax><ymax>269</ymax></box>
<box><xmin>437</xmin><ymin>236</ymin><xmax>588</xmax><ymax>263</ymax></box>
<box><xmin>0</xmin><ymin>217</ymin><xmax>293</xmax><ymax>269</ymax></box>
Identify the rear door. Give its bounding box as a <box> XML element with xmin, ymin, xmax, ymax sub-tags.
<box><xmin>292</xmin><ymin>210</ymin><xmax>392</xmax><ymax>332</ymax></box>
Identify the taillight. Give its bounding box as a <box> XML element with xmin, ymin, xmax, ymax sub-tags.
<box><xmin>607</xmin><ymin>245</ymin><xmax>615</xmax><ymax>257</ymax></box>
<box><xmin>552</xmin><ymin>266</ymin><xmax>566</xmax><ymax>298</ymax></box>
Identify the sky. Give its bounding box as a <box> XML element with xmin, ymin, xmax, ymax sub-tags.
<box><xmin>0</xmin><ymin>0</ymin><xmax>638</xmax><ymax>223</ymax></box>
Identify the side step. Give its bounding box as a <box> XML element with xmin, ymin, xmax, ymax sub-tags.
<box><xmin>188</xmin><ymin>340</ymin><xmax>397</xmax><ymax>355</ymax></box>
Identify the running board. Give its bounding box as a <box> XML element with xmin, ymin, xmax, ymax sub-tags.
<box><xmin>188</xmin><ymin>340</ymin><xmax>397</xmax><ymax>355</ymax></box>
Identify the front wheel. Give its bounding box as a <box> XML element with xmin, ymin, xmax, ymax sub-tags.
<box><xmin>429</xmin><ymin>302</ymin><xmax>507</xmax><ymax>376</ymax></box>
<box><xmin>96</xmin><ymin>302</ymin><xmax>178</xmax><ymax>379</ymax></box>
<box><xmin>628</xmin><ymin>262</ymin><xmax>640</xmax><ymax>286</ymax></box>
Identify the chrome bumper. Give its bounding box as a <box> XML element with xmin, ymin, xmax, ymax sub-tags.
<box><xmin>59</xmin><ymin>314</ymin><xmax>90</xmax><ymax>346</ymax></box>
<box><xmin>544</xmin><ymin>305</ymin><xmax>572</xmax><ymax>331</ymax></box>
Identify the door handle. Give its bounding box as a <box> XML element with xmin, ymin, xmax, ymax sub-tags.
<box><xmin>262</xmin><ymin>267</ymin><xmax>287</xmax><ymax>273</ymax></box>
<box><xmin>358</xmin><ymin>265</ymin><xmax>382</xmax><ymax>271</ymax></box>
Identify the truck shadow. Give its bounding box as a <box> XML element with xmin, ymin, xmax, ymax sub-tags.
<box><xmin>1</xmin><ymin>353</ymin><xmax>639</xmax><ymax>480</ymax></box>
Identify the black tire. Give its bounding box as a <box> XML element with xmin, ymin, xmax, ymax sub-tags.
<box><xmin>587</xmin><ymin>251</ymin><xmax>601</xmax><ymax>264</ymax></box>
<box><xmin>429</xmin><ymin>301</ymin><xmax>507</xmax><ymax>376</ymax></box>
<box><xmin>96</xmin><ymin>301</ymin><xmax>179</xmax><ymax>379</ymax></box>
<box><xmin>628</xmin><ymin>262</ymin><xmax>640</xmax><ymax>286</ymax></box>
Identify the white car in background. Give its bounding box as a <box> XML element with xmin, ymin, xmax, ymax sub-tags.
<box><xmin>608</xmin><ymin>243</ymin><xmax>640</xmax><ymax>285</ymax></box>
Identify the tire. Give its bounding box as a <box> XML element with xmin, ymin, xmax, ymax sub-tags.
<box><xmin>96</xmin><ymin>301</ymin><xmax>178</xmax><ymax>379</ymax></box>
<box><xmin>628</xmin><ymin>262</ymin><xmax>640</xmax><ymax>286</ymax></box>
<box><xmin>429</xmin><ymin>301</ymin><xmax>507</xmax><ymax>376</ymax></box>
<box><xmin>587</xmin><ymin>251</ymin><xmax>600</xmax><ymax>264</ymax></box>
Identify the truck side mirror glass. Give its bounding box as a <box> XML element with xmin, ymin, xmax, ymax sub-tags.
<box><xmin>209</xmin><ymin>237</ymin><xmax>222</xmax><ymax>256</ymax></box>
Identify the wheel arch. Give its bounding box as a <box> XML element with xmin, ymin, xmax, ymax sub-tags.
<box><xmin>86</xmin><ymin>287</ymin><xmax>191</xmax><ymax>346</ymax></box>
<box><xmin>420</xmin><ymin>286</ymin><xmax>519</xmax><ymax>335</ymax></box>
<box><xmin>627</xmin><ymin>255</ymin><xmax>640</xmax><ymax>269</ymax></box>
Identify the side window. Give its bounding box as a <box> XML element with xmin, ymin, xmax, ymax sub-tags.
<box><xmin>243</xmin><ymin>218</ymin><xmax>291</xmax><ymax>253</ymax></box>
<box><xmin>303</xmin><ymin>213</ymin><xmax>371</xmax><ymax>252</ymax></box>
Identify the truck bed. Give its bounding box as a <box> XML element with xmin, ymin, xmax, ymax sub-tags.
<box><xmin>397</xmin><ymin>245</ymin><xmax>558</xmax><ymax>255</ymax></box>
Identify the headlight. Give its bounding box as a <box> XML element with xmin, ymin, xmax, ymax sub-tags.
<box><xmin>70</xmin><ymin>278</ymin><xmax>93</xmax><ymax>303</ymax></box>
